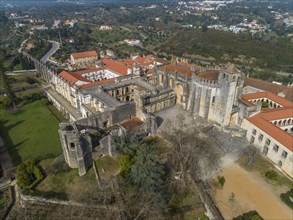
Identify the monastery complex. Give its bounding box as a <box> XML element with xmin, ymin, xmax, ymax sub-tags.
<box><xmin>39</xmin><ymin>50</ymin><xmax>292</xmax><ymax>178</ymax></box>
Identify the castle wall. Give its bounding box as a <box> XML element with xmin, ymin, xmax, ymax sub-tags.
<box><xmin>188</xmin><ymin>70</ymin><xmax>243</xmax><ymax>126</ymax></box>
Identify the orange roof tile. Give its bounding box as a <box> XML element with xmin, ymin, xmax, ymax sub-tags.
<box><xmin>120</xmin><ymin>117</ymin><xmax>144</xmax><ymax>131</ymax></box>
<box><xmin>145</xmin><ymin>69</ymin><xmax>154</xmax><ymax>75</ymax></box>
<box><xmin>71</xmin><ymin>51</ymin><xmax>97</xmax><ymax>59</ymax></box>
<box><xmin>155</xmin><ymin>58</ymin><xmax>170</xmax><ymax>65</ymax></box>
<box><xmin>102</xmin><ymin>58</ymin><xmax>129</xmax><ymax>76</ymax></box>
<box><xmin>197</xmin><ymin>70</ymin><xmax>219</xmax><ymax>81</ymax></box>
<box><xmin>59</xmin><ymin>71</ymin><xmax>89</xmax><ymax>84</ymax></box>
<box><xmin>245</xmin><ymin>108</ymin><xmax>293</xmax><ymax>152</ymax></box>
<box><xmin>244</xmin><ymin>77</ymin><xmax>293</xmax><ymax>102</ymax></box>
<box><xmin>31</xmin><ymin>25</ymin><xmax>45</xmax><ymax>29</ymax></box>
<box><xmin>242</xmin><ymin>92</ymin><xmax>293</xmax><ymax>108</ymax></box>
<box><xmin>160</xmin><ymin>64</ymin><xmax>193</xmax><ymax>76</ymax></box>
<box><xmin>123</xmin><ymin>59</ymin><xmax>135</xmax><ymax>67</ymax></box>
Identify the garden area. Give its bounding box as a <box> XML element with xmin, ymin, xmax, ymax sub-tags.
<box><xmin>0</xmin><ymin>99</ymin><xmax>62</xmax><ymax>165</ymax></box>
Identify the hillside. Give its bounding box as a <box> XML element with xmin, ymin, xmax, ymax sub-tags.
<box><xmin>156</xmin><ymin>29</ymin><xmax>293</xmax><ymax>72</ymax></box>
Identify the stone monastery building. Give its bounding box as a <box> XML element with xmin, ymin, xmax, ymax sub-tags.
<box><xmin>42</xmin><ymin>50</ymin><xmax>292</xmax><ymax>178</ymax></box>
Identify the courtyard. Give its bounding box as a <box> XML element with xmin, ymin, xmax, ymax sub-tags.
<box><xmin>213</xmin><ymin>163</ymin><xmax>292</xmax><ymax>219</ymax></box>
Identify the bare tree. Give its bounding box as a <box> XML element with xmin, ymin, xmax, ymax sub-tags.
<box><xmin>121</xmin><ymin>185</ymin><xmax>166</xmax><ymax>220</ymax></box>
<box><xmin>161</xmin><ymin>114</ymin><xmax>221</xmax><ymax>185</ymax></box>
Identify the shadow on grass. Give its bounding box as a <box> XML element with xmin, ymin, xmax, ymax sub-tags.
<box><xmin>0</xmin><ymin>119</ymin><xmax>25</xmax><ymax>166</ymax></box>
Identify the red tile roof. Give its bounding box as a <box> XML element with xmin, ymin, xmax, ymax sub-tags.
<box><xmin>31</xmin><ymin>25</ymin><xmax>45</xmax><ymax>29</ymax></box>
<box><xmin>244</xmin><ymin>77</ymin><xmax>293</xmax><ymax>102</ymax></box>
<box><xmin>155</xmin><ymin>58</ymin><xmax>170</xmax><ymax>65</ymax></box>
<box><xmin>59</xmin><ymin>71</ymin><xmax>90</xmax><ymax>84</ymax></box>
<box><xmin>197</xmin><ymin>70</ymin><xmax>219</xmax><ymax>81</ymax></box>
<box><xmin>145</xmin><ymin>69</ymin><xmax>154</xmax><ymax>75</ymax></box>
<box><xmin>241</xmin><ymin>92</ymin><xmax>293</xmax><ymax>108</ymax></box>
<box><xmin>71</xmin><ymin>51</ymin><xmax>97</xmax><ymax>59</ymax></box>
<box><xmin>160</xmin><ymin>64</ymin><xmax>193</xmax><ymax>76</ymax></box>
<box><xmin>102</xmin><ymin>58</ymin><xmax>129</xmax><ymax>76</ymax></box>
<box><xmin>59</xmin><ymin>70</ymin><xmax>115</xmax><ymax>88</ymax></box>
<box><xmin>245</xmin><ymin>108</ymin><xmax>293</xmax><ymax>152</ymax></box>
<box><xmin>120</xmin><ymin>117</ymin><xmax>144</xmax><ymax>131</ymax></box>
<box><xmin>123</xmin><ymin>59</ymin><xmax>135</xmax><ymax>67</ymax></box>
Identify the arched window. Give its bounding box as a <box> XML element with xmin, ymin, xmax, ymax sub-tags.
<box><xmin>70</xmin><ymin>143</ymin><xmax>75</xmax><ymax>149</ymax></box>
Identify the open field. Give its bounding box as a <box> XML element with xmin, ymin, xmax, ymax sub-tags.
<box><xmin>213</xmin><ymin>164</ymin><xmax>293</xmax><ymax>219</ymax></box>
<box><xmin>0</xmin><ymin>100</ymin><xmax>62</xmax><ymax>165</ymax></box>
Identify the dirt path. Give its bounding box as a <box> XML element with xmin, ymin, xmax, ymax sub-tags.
<box><xmin>213</xmin><ymin>164</ymin><xmax>293</xmax><ymax>220</ymax></box>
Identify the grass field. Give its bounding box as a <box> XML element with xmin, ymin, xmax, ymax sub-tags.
<box><xmin>0</xmin><ymin>100</ymin><xmax>62</xmax><ymax>165</ymax></box>
<box><xmin>96</xmin><ymin>156</ymin><xmax>120</xmax><ymax>181</ymax></box>
<box><xmin>36</xmin><ymin>159</ymin><xmax>97</xmax><ymax>201</ymax></box>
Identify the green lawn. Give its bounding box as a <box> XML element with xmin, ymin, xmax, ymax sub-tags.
<box><xmin>0</xmin><ymin>100</ymin><xmax>62</xmax><ymax>165</ymax></box>
<box><xmin>96</xmin><ymin>156</ymin><xmax>120</xmax><ymax>180</ymax></box>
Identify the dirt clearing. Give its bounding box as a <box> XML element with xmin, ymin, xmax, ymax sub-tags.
<box><xmin>213</xmin><ymin>164</ymin><xmax>293</xmax><ymax>219</ymax></box>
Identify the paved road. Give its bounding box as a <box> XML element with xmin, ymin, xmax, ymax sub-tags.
<box><xmin>40</xmin><ymin>40</ymin><xmax>60</xmax><ymax>63</ymax></box>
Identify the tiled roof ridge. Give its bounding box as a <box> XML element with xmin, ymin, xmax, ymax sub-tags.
<box><xmin>71</xmin><ymin>50</ymin><xmax>97</xmax><ymax>59</ymax></box>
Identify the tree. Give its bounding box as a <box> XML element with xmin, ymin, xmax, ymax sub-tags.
<box><xmin>16</xmin><ymin>160</ymin><xmax>43</xmax><ymax>189</ymax></box>
<box><xmin>201</xmin><ymin>24</ymin><xmax>208</xmax><ymax>32</ymax></box>
<box><xmin>162</xmin><ymin>114</ymin><xmax>221</xmax><ymax>185</ymax></box>
<box><xmin>0</xmin><ymin>63</ymin><xmax>17</xmax><ymax>109</ymax></box>
<box><xmin>114</xmin><ymin>133</ymin><xmax>167</xmax><ymax>219</ymax></box>
<box><xmin>129</xmin><ymin>143</ymin><xmax>165</xmax><ymax>193</ymax></box>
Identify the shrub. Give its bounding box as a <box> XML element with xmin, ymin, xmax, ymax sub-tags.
<box><xmin>261</xmin><ymin>101</ymin><xmax>269</xmax><ymax>108</ymax></box>
<box><xmin>217</xmin><ymin>175</ymin><xmax>226</xmax><ymax>187</ymax></box>
<box><xmin>198</xmin><ymin>212</ymin><xmax>209</xmax><ymax>220</ymax></box>
<box><xmin>233</xmin><ymin>210</ymin><xmax>263</xmax><ymax>220</ymax></box>
<box><xmin>265</xmin><ymin>170</ymin><xmax>278</xmax><ymax>181</ymax></box>
<box><xmin>280</xmin><ymin>189</ymin><xmax>293</xmax><ymax>209</ymax></box>
<box><xmin>25</xmin><ymin>77</ymin><xmax>37</xmax><ymax>84</ymax></box>
<box><xmin>16</xmin><ymin>159</ymin><xmax>44</xmax><ymax>189</ymax></box>
<box><xmin>40</xmin><ymin>98</ymin><xmax>49</xmax><ymax>106</ymax></box>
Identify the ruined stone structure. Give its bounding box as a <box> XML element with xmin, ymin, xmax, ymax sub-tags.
<box><xmin>58</xmin><ymin>107</ymin><xmax>157</xmax><ymax>176</ymax></box>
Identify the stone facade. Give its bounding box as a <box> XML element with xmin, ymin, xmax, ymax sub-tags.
<box><xmin>59</xmin><ymin>123</ymin><xmax>93</xmax><ymax>176</ymax></box>
<box><xmin>187</xmin><ymin>68</ymin><xmax>244</xmax><ymax>126</ymax></box>
<box><xmin>70</xmin><ymin>51</ymin><xmax>98</xmax><ymax>69</ymax></box>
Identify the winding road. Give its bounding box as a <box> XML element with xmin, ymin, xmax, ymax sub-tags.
<box><xmin>40</xmin><ymin>40</ymin><xmax>60</xmax><ymax>63</ymax></box>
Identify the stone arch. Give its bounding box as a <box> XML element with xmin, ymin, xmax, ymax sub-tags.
<box><xmin>159</xmin><ymin>74</ymin><xmax>164</xmax><ymax>84</ymax></box>
<box><xmin>175</xmin><ymin>83</ymin><xmax>184</xmax><ymax>104</ymax></box>
<box><xmin>169</xmin><ymin>78</ymin><xmax>175</xmax><ymax>88</ymax></box>
<box><xmin>282</xmin><ymin>120</ymin><xmax>286</xmax><ymax>126</ymax></box>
